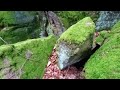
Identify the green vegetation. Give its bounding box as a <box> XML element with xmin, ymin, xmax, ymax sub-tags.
<box><xmin>95</xmin><ymin>31</ymin><xmax>110</xmax><ymax>45</ymax></box>
<box><xmin>0</xmin><ymin>11</ymin><xmax>15</xmax><ymax>26</ymax></box>
<box><xmin>0</xmin><ymin>26</ymin><xmax>41</xmax><ymax>46</ymax></box>
<box><xmin>57</xmin><ymin>17</ymin><xmax>95</xmax><ymax>46</ymax></box>
<box><xmin>111</xmin><ymin>20</ymin><xmax>120</xmax><ymax>33</ymax></box>
<box><xmin>0</xmin><ymin>35</ymin><xmax>57</xmax><ymax>79</ymax></box>
<box><xmin>56</xmin><ymin>11</ymin><xmax>99</xmax><ymax>29</ymax></box>
<box><xmin>84</xmin><ymin>22</ymin><xmax>120</xmax><ymax>79</ymax></box>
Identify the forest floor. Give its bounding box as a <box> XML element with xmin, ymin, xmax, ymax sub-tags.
<box><xmin>43</xmin><ymin>48</ymin><xmax>85</xmax><ymax>79</ymax></box>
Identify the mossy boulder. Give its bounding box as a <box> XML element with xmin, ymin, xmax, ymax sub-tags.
<box><xmin>0</xmin><ymin>35</ymin><xmax>57</xmax><ymax>79</ymax></box>
<box><xmin>0</xmin><ymin>11</ymin><xmax>41</xmax><ymax>46</ymax></box>
<box><xmin>84</xmin><ymin>22</ymin><xmax>120</xmax><ymax>79</ymax></box>
<box><xmin>0</xmin><ymin>11</ymin><xmax>38</xmax><ymax>27</ymax></box>
<box><xmin>56</xmin><ymin>11</ymin><xmax>99</xmax><ymax>30</ymax></box>
<box><xmin>56</xmin><ymin>17</ymin><xmax>95</xmax><ymax>70</ymax></box>
<box><xmin>0</xmin><ymin>26</ymin><xmax>41</xmax><ymax>45</ymax></box>
<box><xmin>96</xmin><ymin>11</ymin><xmax>120</xmax><ymax>31</ymax></box>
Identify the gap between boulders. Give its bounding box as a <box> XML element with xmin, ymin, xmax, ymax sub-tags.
<box><xmin>43</xmin><ymin>35</ymin><xmax>101</xmax><ymax>79</ymax></box>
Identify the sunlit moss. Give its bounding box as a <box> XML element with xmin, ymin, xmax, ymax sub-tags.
<box><xmin>0</xmin><ymin>35</ymin><xmax>57</xmax><ymax>79</ymax></box>
<box><xmin>84</xmin><ymin>27</ymin><xmax>120</xmax><ymax>79</ymax></box>
<box><xmin>57</xmin><ymin>17</ymin><xmax>95</xmax><ymax>46</ymax></box>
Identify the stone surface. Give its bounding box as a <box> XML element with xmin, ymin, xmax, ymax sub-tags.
<box><xmin>0</xmin><ymin>11</ymin><xmax>38</xmax><ymax>26</ymax></box>
<box><xmin>56</xmin><ymin>17</ymin><xmax>95</xmax><ymax>70</ymax></box>
<box><xmin>96</xmin><ymin>11</ymin><xmax>120</xmax><ymax>31</ymax></box>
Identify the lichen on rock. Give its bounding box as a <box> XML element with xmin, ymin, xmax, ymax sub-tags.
<box><xmin>56</xmin><ymin>17</ymin><xmax>95</xmax><ymax>70</ymax></box>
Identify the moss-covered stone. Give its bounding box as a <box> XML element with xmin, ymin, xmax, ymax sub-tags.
<box><xmin>0</xmin><ymin>11</ymin><xmax>38</xmax><ymax>27</ymax></box>
<box><xmin>57</xmin><ymin>17</ymin><xmax>95</xmax><ymax>46</ymax></box>
<box><xmin>84</xmin><ymin>21</ymin><xmax>120</xmax><ymax>79</ymax></box>
<box><xmin>111</xmin><ymin>20</ymin><xmax>120</xmax><ymax>33</ymax></box>
<box><xmin>0</xmin><ymin>35</ymin><xmax>57</xmax><ymax>79</ymax></box>
<box><xmin>56</xmin><ymin>17</ymin><xmax>95</xmax><ymax>70</ymax></box>
<box><xmin>95</xmin><ymin>31</ymin><xmax>110</xmax><ymax>45</ymax></box>
<box><xmin>56</xmin><ymin>11</ymin><xmax>99</xmax><ymax>30</ymax></box>
<box><xmin>0</xmin><ymin>26</ymin><xmax>41</xmax><ymax>46</ymax></box>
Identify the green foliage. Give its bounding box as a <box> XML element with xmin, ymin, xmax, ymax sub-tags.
<box><xmin>0</xmin><ymin>35</ymin><xmax>57</xmax><ymax>79</ymax></box>
<box><xmin>57</xmin><ymin>17</ymin><xmax>95</xmax><ymax>46</ymax></box>
<box><xmin>57</xmin><ymin>11</ymin><xmax>86</xmax><ymax>29</ymax></box>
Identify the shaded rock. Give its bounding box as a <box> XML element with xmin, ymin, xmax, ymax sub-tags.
<box><xmin>56</xmin><ymin>17</ymin><xmax>95</xmax><ymax>70</ymax></box>
<box><xmin>0</xmin><ymin>11</ymin><xmax>41</xmax><ymax>46</ymax></box>
<box><xmin>38</xmin><ymin>11</ymin><xmax>65</xmax><ymax>37</ymax></box>
<box><xmin>96</xmin><ymin>11</ymin><xmax>120</xmax><ymax>31</ymax></box>
<box><xmin>56</xmin><ymin>11</ymin><xmax>99</xmax><ymax>30</ymax></box>
<box><xmin>0</xmin><ymin>11</ymin><xmax>38</xmax><ymax>27</ymax></box>
<box><xmin>0</xmin><ymin>26</ymin><xmax>41</xmax><ymax>46</ymax></box>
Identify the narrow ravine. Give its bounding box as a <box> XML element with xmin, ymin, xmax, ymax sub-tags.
<box><xmin>43</xmin><ymin>32</ymin><xmax>101</xmax><ymax>79</ymax></box>
<box><xmin>43</xmin><ymin>48</ymin><xmax>85</xmax><ymax>79</ymax></box>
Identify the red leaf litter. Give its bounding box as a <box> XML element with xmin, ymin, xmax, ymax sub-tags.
<box><xmin>43</xmin><ymin>48</ymin><xmax>85</xmax><ymax>79</ymax></box>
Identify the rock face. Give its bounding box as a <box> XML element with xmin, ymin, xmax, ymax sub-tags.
<box><xmin>96</xmin><ymin>11</ymin><xmax>120</xmax><ymax>31</ymax></box>
<box><xmin>56</xmin><ymin>17</ymin><xmax>95</xmax><ymax>70</ymax></box>
<box><xmin>0</xmin><ymin>35</ymin><xmax>57</xmax><ymax>79</ymax></box>
<box><xmin>0</xmin><ymin>11</ymin><xmax>37</xmax><ymax>26</ymax></box>
<box><xmin>38</xmin><ymin>11</ymin><xmax>65</xmax><ymax>37</ymax></box>
<box><xmin>84</xmin><ymin>21</ymin><xmax>120</xmax><ymax>79</ymax></box>
<box><xmin>56</xmin><ymin>11</ymin><xmax>99</xmax><ymax>30</ymax></box>
<box><xmin>0</xmin><ymin>11</ymin><xmax>41</xmax><ymax>46</ymax></box>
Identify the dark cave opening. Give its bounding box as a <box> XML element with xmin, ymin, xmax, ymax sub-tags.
<box><xmin>73</xmin><ymin>43</ymin><xmax>100</xmax><ymax>69</ymax></box>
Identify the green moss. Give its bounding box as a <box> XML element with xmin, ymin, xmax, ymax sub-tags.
<box><xmin>95</xmin><ymin>31</ymin><xmax>110</xmax><ymax>45</ymax></box>
<box><xmin>0</xmin><ymin>11</ymin><xmax>16</xmax><ymax>26</ymax></box>
<box><xmin>0</xmin><ymin>35</ymin><xmax>57</xmax><ymax>79</ymax></box>
<box><xmin>57</xmin><ymin>17</ymin><xmax>95</xmax><ymax>46</ymax></box>
<box><xmin>56</xmin><ymin>11</ymin><xmax>99</xmax><ymax>29</ymax></box>
<box><xmin>111</xmin><ymin>20</ymin><xmax>120</xmax><ymax>33</ymax></box>
<box><xmin>0</xmin><ymin>26</ymin><xmax>41</xmax><ymax>46</ymax></box>
<box><xmin>56</xmin><ymin>11</ymin><xmax>86</xmax><ymax>29</ymax></box>
<box><xmin>84</xmin><ymin>33</ymin><xmax>120</xmax><ymax>79</ymax></box>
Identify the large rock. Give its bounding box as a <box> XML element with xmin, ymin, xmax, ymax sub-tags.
<box><xmin>56</xmin><ymin>17</ymin><xmax>95</xmax><ymax>70</ymax></box>
<box><xmin>0</xmin><ymin>35</ymin><xmax>57</xmax><ymax>79</ymax></box>
<box><xmin>0</xmin><ymin>11</ymin><xmax>38</xmax><ymax>26</ymax></box>
<box><xmin>96</xmin><ymin>11</ymin><xmax>120</xmax><ymax>31</ymax></box>
<box><xmin>56</xmin><ymin>11</ymin><xmax>99</xmax><ymax>30</ymax></box>
<box><xmin>0</xmin><ymin>26</ymin><xmax>40</xmax><ymax>46</ymax></box>
<box><xmin>0</xmin><ymin>11</ymin><xmax>40</xmax><ymax>46</ymax></box>
<box><xmin>84</xmin><ymin>22</ymin><xmax>120</xmax><ymax>79</ymax></box>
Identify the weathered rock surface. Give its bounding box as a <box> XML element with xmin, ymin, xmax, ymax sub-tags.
<box><xmin>38</xmin><ymin>11</ymin><xmax>65</xmax><ymax>37</ymax></box>
<box><xmin>0</xmin><ymin>11</ymin><xmax>38</xmax><ymax>26</ymax></box>
<box><xmin>96</xmin><ymin>11</ymin><xmax>120</xmax><ymax>31</ymax></box>
<box><xmin>56</xmin><ymin>17</ymin><xmax>95</xmax><ymax>70</ymax></box>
